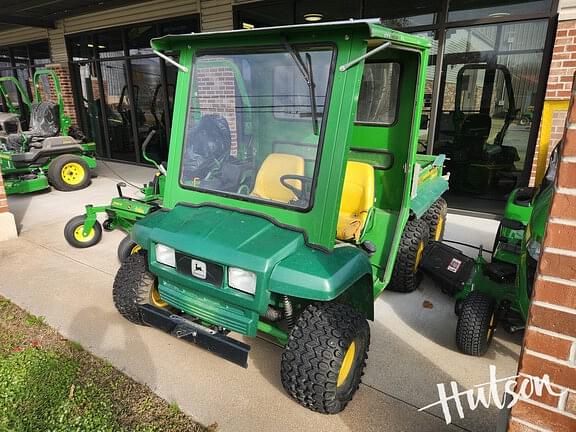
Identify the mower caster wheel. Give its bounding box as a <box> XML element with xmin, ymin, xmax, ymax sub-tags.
<box><xmin>48</xmin><ymin>154</ymin><xmax>91</xmax><ymax>192</ymax></box>
<box><xmin>113</xmin><ymin>252</ymin><xmax>168</xmax><ymax>325</ymax></box>
<box><xmin>64</xmin><ymin>215</ymin><xmax>102</xmax><ymax>248</ymax></box>
<box><xmin>423</xmin><ymin>198</ymin><xmax>448</xmax><ymax>242</ymax></box>
<box><xmin>388</xmin><ymin>218</ymin><xmax>429</xmax><ymax>293</ymax></box>
<box><xmin>281</xmin><ymin>302</ymin><xmax>370</xmax><ymax>414</ymax></box>
<box><xmin>117</xmin><ymin>236</ymin><xmax>142</xmax><ymax>262</ymax></box>
<box><xmin>456</xmin><ymin>291</ymin><xmax>496</xmax><ymax>356</ymax></box>
<box><xmin>103</xmin><ymin>219</ymin><xmax>114</xmax><ymax>231</ymax></box>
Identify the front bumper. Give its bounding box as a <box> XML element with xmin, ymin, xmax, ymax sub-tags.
<box><xmin>139</xmin><ymin>303</ymin><xmax>251</xmax><ymax>368</ymax></box>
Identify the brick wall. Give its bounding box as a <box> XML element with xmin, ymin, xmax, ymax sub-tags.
<box><xmin>44</xmin><ymin>64</ymin><xmax>78</xmax><ymax>127</ymax></box>
<box><xmin>196</xmin><ymin>65</ymin><xmax>238</xmax><ymax>156</ymax></box>
<box><xmin>0</xmin><ymin>167</ymin><xmax>7</xmax><ymax>214</ymax></box>
<box><xmin>530</xmin><ymin>20</ymin><xmax>576</xmax><ymax>184</ymax></box>
<box><xmin>508</xmin><ymin>75</ymin><xmax>576</xmax><ymax>431</ymax></box>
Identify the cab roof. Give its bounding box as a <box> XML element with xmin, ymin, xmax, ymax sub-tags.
<box><xmin>150</xmin><ymin>18</ymin><xmax>430</xmax><ymax>52</ymax></box>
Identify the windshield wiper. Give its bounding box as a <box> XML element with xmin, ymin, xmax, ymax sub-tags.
<box><xmin>282</xmin><ymin>39</ymin><xmax>319</xmax><ymax>135</ymax></box>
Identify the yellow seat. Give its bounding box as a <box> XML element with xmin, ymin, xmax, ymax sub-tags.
<box><xmin>251</xmin><ymin>153</ymin><xmax>305</xmax><ymax>203</ymax></box>
<box><xmin>337</xmin><ymin>161</ymin><xmax>375</xmax><ymax>241</ymax></box>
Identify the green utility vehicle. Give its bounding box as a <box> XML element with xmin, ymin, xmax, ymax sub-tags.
<box><xmin>0</xmin><ymin>69</ymin><xmax>96</xmax><ymax>195</ymax></box>
<box><xmin>112</xmin><ymin>20</ymin><xmax>448</xmax><ymax>413</ymax></box>
<box><xmin>421</xmin><ymin>143</ymin><xmax>559</xmax><ymax>356</ymax></box>
<box><xmin>64</xmin><ymin>130</ymin><xmax>166</xmax><ymax>261</ymax></box>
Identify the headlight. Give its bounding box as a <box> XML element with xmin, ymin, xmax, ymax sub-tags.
<box><xmin>526</xmin><ymin>238</ymin><xmax>542</xmax><ymax>261</ymax></box>
<box><xmin>155</xmin><ymin>243</ymin><xmax>176</xmax><ymax>267</ymax></box>
<box><xmin>228</xmin><ymin>267</ymin><xmax>256</xmax><ymax>295</ymax></box>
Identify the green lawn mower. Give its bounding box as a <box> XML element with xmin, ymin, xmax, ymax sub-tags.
<box><xmin>111</xmin><ymin>20</ymin><xmax>449</xmax><ymax>414</ymax></box>
<box><xmin>0</xmin><ymin>69</ymin><xmax>97</xmax><ymax>195</ymax></box>
<box><xmin>64</xmin><ymin>130</ymin><xmax>165</xmax><ymax>261</ymax></box>
<box><xmin>421</xmin><ymin>143</ymin><xmax>559</xmax><ymax>356</ymax></box>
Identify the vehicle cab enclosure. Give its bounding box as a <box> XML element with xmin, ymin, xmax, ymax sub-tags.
<box><xmin>132</xmin><ymin>20</ymin><xmax>439</xmax><ymax>339</ymax></box>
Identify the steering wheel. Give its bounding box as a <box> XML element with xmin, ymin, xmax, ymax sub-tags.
<box><xmin>280</xmin><ymin>174</ymin><xmax>312</xmax><ymax>202</ymax></box>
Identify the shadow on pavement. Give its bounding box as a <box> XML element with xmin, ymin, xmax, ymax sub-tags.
<box><xmin>66</xmin><ymin>306</ymin><xmax>157</xmax><ymax>391</ymax></box>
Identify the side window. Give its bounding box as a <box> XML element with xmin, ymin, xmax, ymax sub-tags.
<box><xmin>356</xmin><ymin>62</ymin><xmax>400</xmax><ymax>125</ymax></box>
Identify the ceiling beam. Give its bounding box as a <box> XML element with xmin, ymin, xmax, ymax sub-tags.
<box><xmin>0</xmin><ymin>15</ymin><xmax>56</xmax><ymax>28</ymax></box>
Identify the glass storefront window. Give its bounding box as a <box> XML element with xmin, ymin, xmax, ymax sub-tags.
<box><xmin>448</xmin><ymin>0</ymin><xmax>552</xmax><ymax>22</ymax></box>
<box><xmin>294</xmin><ymin>0</ymin><xmax>360</xmax><ymax>24</ymax></box>
<box><xmin>95</xmin><ymin>30</ymin><xmax>124</xmax><ymax>59</ymax></box>
<box><xmin>67</xmin><ymin>16</ymin><xmax>200</xmax><ymax>163</ymax></box>
<box><xmin>434</xmin><ymin>19</ymin><xmax>548</xmax><ymax>212</ymax></box>
<box><xmin>365</xmin><ymin>0</ymin><xmax>441</xmax><ymax>28</ymax></box>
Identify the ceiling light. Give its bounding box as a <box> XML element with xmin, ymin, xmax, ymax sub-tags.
<box><xmin>488</xmin><ymin>12</ymin><xmax>511</xmax><ymax>18</ymax></box>
<box><xmin>98</xmin><ymin>45</ymin><xmax>106</xmax><ymax>49</ymax></box>
<box><xmin>87</xmin><ymin>43</ymin><xmax>94</xmax><ymax>48</ymax></box>
<box><xmin>242</xmin><ymin>22</ymin><xmax>255</xmax><ymax>29</ymax></box>
<box><xmin>304</xmin><ymin>13</ymin><xmax>323</xmax><ymax>22</ymax></box>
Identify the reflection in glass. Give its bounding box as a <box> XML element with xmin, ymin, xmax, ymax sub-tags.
<box><xmin>434</xmin><ymin>20</ymin><xmax>548</xmax><ymax>212</ymax></box>
<box><xmin>182</xmin><ymin>47</ymin><xmax>334</xmax><ymax>209</ymax></box>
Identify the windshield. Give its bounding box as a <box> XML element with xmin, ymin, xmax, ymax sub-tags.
<box><xmin>180</xmin><ymin>46</ymin><xmax>334</xmax><ymax>210</ymax></box>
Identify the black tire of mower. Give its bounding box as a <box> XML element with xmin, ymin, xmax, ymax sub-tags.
<box><xmin>281</xmin><ymin>302</ymin><xmax>370</xmax><ymax>414</ymax></box>
<box><xmin>117</xmin><ymin>236</ymin><xmax>141</xmax><ymax>262</ymax></box>
<box><xmin>422</xmin><ymin>198</ymin><xmax>448</xmax><ymax>242</ymax></box>
<box><xmin>388</xmin><ymin>218</ymin><xmax>430</xmax><ymax>293</ymax></box>
<box><xmin>47</xmin><ymin>154</ymin><xmax>91</xmax><ymax>191</ymax></box>
<box><xmin>112</xmin><ymin>253</ymin><xmax>156</xmax><ymax>325</ymax></box>
<box><xmin>456</xmin><ymin>291</ymin><xmax>496</xmax><ymax>356</ymax></box>
<box><xmin>63</xmin><ymin>215</ymin><xmax>103</xmax><ymax>248</ymax></box>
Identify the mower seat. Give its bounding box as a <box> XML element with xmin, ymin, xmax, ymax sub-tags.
<box><xmin>337</xmin><ymin>161</ymin><xmax>375</xmax><ymax>241</ymax></box>
<box><xmin>251</xmin><ymin>153</ymin><xmax>305</xmax><ymax>203</ymax></box>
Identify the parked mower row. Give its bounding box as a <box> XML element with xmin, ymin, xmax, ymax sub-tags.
<box><xmin>0</xmin><ymin>69</ymin><xmax>96</xmax><ymax>195</ymax></box>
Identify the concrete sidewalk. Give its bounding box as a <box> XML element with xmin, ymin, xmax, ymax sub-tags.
<box><xmin>0</xmin><ymin>161</ymin><xmax>522</xmax><ymax>431</ymax></box>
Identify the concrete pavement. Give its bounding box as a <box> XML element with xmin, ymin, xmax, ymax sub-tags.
<box><xmin>0</xmin><ymin>161</ymin><xmax>522</xmax><ymax>431</ymax></box>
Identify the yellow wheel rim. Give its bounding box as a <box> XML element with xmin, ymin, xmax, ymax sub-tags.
<box><xmin>435</xmin><ymin>217</ymin><xmax>444</xmax><ymax>241</ymax></box>
<box><xmin>487</xmin><ymin>313</ymin><xmax>496</xmax><ymax>341</ymax></box>
<box><xmin>337</xmin><ymin>340</ymin><xmax>356</xmax><ymax>388</ymax></box>
<box><xmin>414</xmin><ymin>241</ymin><xmax>425</xmax><ymax>271</ymax></box>
<box><xmin>130</xmin><ymin>244</ymin><xmax>142</xmax><ymax>255</ymax></box>
<box><xmin>150</xmin><ymin>284</ymin><xmax>168</xmax><ymax>308</ymax></box>
<box><xmin>61</xmin><ymin>162</ymin><xmax>85</xmax><ymax>186</ymax></box>
<box><xmin>73</xmin><ymin>225</ymin><xmax>94</xmax><ymax>242</ymax></box>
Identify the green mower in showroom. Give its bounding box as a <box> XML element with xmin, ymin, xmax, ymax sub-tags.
<box><xmin>112</xmin><ymin>20</ymin><xmax>449</xmax><ymax>414</ymax></box>
<box><xmin>64</xmin><ymin>130</ymin><xmax>165</xmax><ymax>261</ymax></box>
<box><xmin>421</xmin><ymin>143</ymin><xmax>559</xmax><ymax>356</ymax></box>
<box><xmin>0</xmin><ymin>69</ymin><xmax>96</xmax><ymax>195</ymax></box>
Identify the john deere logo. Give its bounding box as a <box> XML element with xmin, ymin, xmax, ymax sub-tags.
<box><xmin>191</xmin><ymin>259</ymin><xmax>207</xmax><ymax>279</ymax></box>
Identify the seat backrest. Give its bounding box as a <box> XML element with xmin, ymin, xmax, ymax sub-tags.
<box><xmin>30</xmin><ymin>101</ymin><xmax>59</xmax><ymax>137</ymax></box>
<box><xmin>337</xmin><ymin>161</ymin><xmax>375</xmax><ymax>241</ymax></box>
<box><xmin>251</xmin><ymin>153</ymin><xmax>305</xmax><ymax>203</ymax></box>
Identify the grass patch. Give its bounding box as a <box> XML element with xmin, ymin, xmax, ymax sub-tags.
<box><xmin>0</xmin><ymin>296</ymin><xmax>207</xmax><ymax>432</ymax></box>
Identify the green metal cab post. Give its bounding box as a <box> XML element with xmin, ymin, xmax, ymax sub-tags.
<box><xmin>113</xmin><ymin>19</ymin><xmax>448</xmax><ymax>414</ymax></box>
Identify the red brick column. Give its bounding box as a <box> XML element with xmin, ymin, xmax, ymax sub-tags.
<box><xmin>0</xmin><ymin>167</ymin><xmax>17</xmax><ymax>241</ymax></box>
<box><xmin>509</xmin><ymin>75</ymin><xmax>576</xmax><ymax>431</ymax></box>
<box><xmin>531</xmin><ymin>19</ymin><xmax>576</xmax><ymax>184</ymax></box>
<box><xmin>43</xmin><ymin>63</ymin><xmax>78</xmax><ymax>127</ymax></box>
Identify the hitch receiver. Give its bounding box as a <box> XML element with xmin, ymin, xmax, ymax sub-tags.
<box><xmin>139</xmin><ymin>304</ymin><xmax>251</xmax><ymax>368</ymax></box>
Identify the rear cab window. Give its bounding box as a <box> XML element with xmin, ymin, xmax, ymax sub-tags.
<box><xmin>356</xmin><ymin>62</ymin><xmax>401</xmax><ymax>125</ymax></box>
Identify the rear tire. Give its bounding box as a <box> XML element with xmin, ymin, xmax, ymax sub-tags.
<box><xmin>456</xmin><ymin>291</ymin><xmax>496</xmax><ymax>356</ymax></box>
<box><xmin>64</xmin><ymin>215</ymin><xmax>102</xmax><ymax>248</ymax></box>
<box><xmin>117</xmin><ymin>236</ymin><xmax>142</xmax><ymax>262</ymax></box>
<box><xmin>48</xmin><ymin>155</ymin><xmax>91</xmax><ymax>191</ymax></box>
<box><xmin>113</xmin><ymin>252</ymin><xmax>167</xmax><ymax>325</ymax></box>
<box><xmin>388</xmin><ymin>218</ymin><xmax>429</xmax><ymax>293</ymax></box>
<box><xmin>281</xmin><ymin>303</ymin><xmax>370</xmax><ymax>414</ymax></box>
<box><xmin>423</xmin><ymin>198</ymin><xmax>448</xmax><ymax>242</ymax></box>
